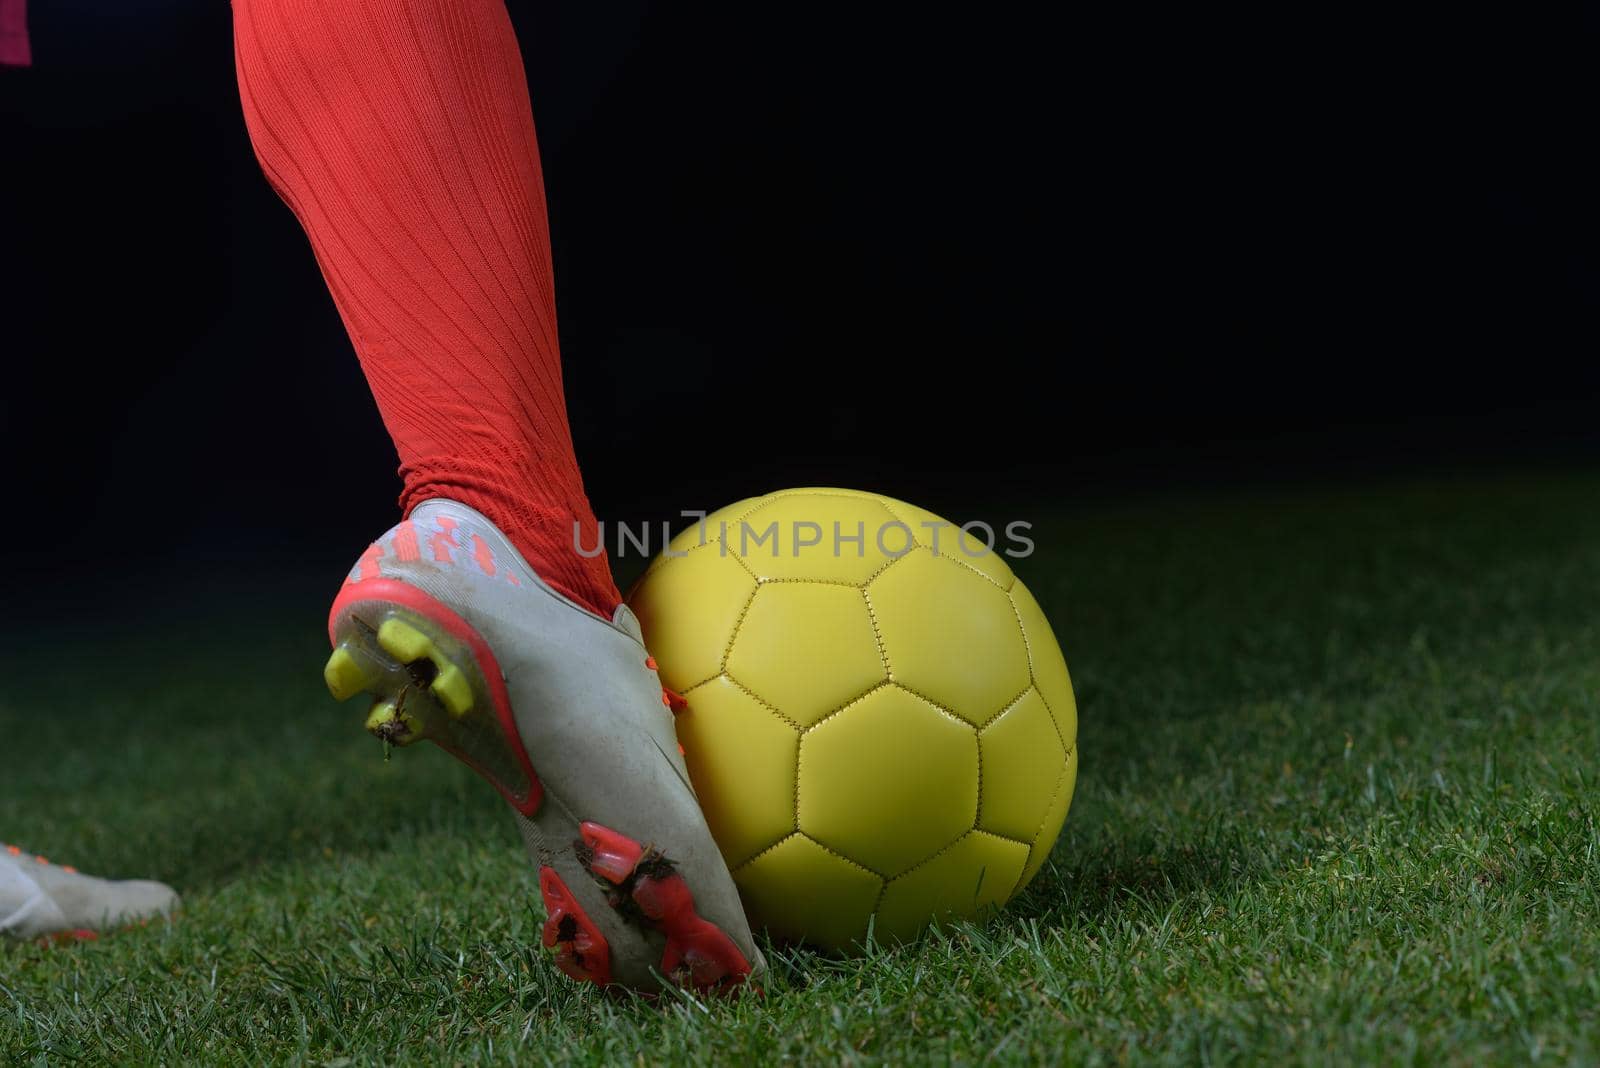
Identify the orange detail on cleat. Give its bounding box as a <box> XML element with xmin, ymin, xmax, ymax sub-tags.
<box><xmin>429</xmin><ymin>516</ymin><xmax>458</xmax><ymax>562</ymax></box>
<box><xmin>43</xmin><ymin>928</ymin><xmax>100</xmax><ymax>946</ymax></box>
<box><xmin>645</xmin><ymin>656</ymin><xmax>658</xmax><ymax>670</ymax></box>
<box><xmin>472</xmin><ymin>534</ymin><xmax>496</xmax><ymax>577</ymax></box>
<box><xmin>61</xmin><ymin>865</ymin><xmax>77</xmax><ymax>874</ymax></box>
<box><xmin>539</xmin><ymin>866</ymin><xmax>612</xmax><ymax>986</ymax></box>
<box><xmin>5</xmin><ymin>845</ymin><xmax>20</xmax><ymax>856</ymax></box>
<box><xmin>393</xmin><ymin>521</ymin><xmax>421</xmax><ymax>563</ymax></box>
<box><xmin>575</xmin><ymin>821</ymin><xmax>754</xmax><ymax>993</ymax></box>
<box><xmin>579</xmin><ymin>822</ymin><xmax>643</xmax><ymax>885</ymax></box>
<box><xmin>355</xmin><ymin>542</ymin><xmax>384</xmax><ymax>582</ymax></box>
<box><xmin>663</xmin><ymin>687</ymin><xmax>689</xmax><ymax>713</ymax></box>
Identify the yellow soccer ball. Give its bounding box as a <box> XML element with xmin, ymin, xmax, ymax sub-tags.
<box><xmin>627</xmin><ymin>488</ymin><xmax>1078</xmax><ymax>953</ymax></box>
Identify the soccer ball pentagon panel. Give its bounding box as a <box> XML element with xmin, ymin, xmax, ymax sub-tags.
<box><xmin>628</xmin><ymin>488</ymin><xmax>1078</xmax><ymax>952</ymax></box>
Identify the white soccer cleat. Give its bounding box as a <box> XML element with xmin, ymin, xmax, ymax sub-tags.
<box><xmin>323</xmin><ymin>499</ymin><xmax>763</xmax><ymax>993</ymax></box>
<box><xmin>0</xmin><ymin>843</ymin><xmax>178</xmax><ymax>941</ymax></box>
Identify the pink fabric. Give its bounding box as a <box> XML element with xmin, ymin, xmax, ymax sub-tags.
<box><xmin>0</xmin><ymin>0</ymin><xmax>29</xmax><ymax>68</ymax></box>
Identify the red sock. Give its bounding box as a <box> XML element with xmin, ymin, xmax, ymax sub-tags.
<box><xmin>233</xmin><ymin>0</ymin><xmax>620</xmax><ymax>617</ymax></box>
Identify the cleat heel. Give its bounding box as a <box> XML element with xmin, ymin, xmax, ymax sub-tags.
<box><xmin>327</xmin><ymin>591</ymin><xmax>541</xmax><ymax>816</ymax></box>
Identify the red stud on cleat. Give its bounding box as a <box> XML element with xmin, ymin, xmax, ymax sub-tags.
<box><xmin>629</xmin><ymin>869</ymin><xmax>694</xmax><ymax>921</ymax></box>
<box><xmin>661</xmin><ymin>933</ymin><xmax>742</xmax><ymax>989</ymax></box>
<box><xmin>539</xmin><ymin>867</ymin><xmax>611</xmax><ymax>986</ymax></box>
<box><xmin>578</xmin><ymin>822</ymin><xmax>644</xmax><ymax>885</ymax></box>
<box><xmin>575</xmin><ymin>820</ymin><xmax>753</xmax><ymax>992</ymax></box>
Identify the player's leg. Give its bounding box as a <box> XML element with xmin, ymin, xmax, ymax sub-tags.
<box><xmin>231</xmin><ymin>0</ymin><xmax>612</xmax><ymax>618</ymax></box>
<box><xmin>232</xmin><ymin>0</ymin><xmax>760</xmax><ymax>993</ymax></box>
<box><xmin>1</xmin><ymin>842</ymin><xmax>177</xmax><ymax>942</ymax></box>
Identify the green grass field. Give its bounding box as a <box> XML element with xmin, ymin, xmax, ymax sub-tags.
<box><xmin>3</xmin><ymin>472</ymin><xmax>1598</xmax><ymax>1064</ymax></box>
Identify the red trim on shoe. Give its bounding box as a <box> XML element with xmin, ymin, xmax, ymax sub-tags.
<box><xmin>328</xmin><ymin>577</ymin><xmax>543</xmax><ymax>816</ymax></box>
<box><xmin>539</xmin><ymin>866</ymin><xmax>612</xmax><ymax>986</ymax></box>
<box><xmin>578</xmin><ymin>821</ymin><xmax>754</xmax><ymax>992</ymax></box>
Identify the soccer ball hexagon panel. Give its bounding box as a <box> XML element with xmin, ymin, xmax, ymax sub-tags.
<box><xmin>629</xmin><ymin>488</ymin><xmax>1078</xmax><ymax>953</ymax></box>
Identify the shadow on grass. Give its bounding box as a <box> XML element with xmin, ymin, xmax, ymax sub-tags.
<box><xmin>1010</xmin><ymin>816</ymin><xmax>1272</xmax><ymax>939</ymax></box>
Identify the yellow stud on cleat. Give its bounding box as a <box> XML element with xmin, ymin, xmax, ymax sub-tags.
<box><xmin>365</xmin><ymin>699</ymin><xmax>423</xmax><ymax>744</ymax></box>
<box><xmin>325</xmin><ymin>605</ymin><xmax>521</xmax><ymax>794</ymax></box>
<box><xmin>431</xmin><ymin>665</ymin><xmax>473</xmax><ymax>718</ymax></box>
<box><xmin>324</xmin><ymin>646</ymin><xmax>372</xmax><ymax>702</ymax></box>
<box><xmin>377</xmin><ymin>618</ymin><xmax>435</xmax><ymax>664</ymax></box>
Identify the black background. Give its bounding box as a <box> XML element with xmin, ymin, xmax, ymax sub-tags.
<box><xmin>2</xmin><ymin>2</ymin><xmax>1596</xmax><ymax>616</ymax></box>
